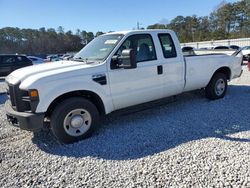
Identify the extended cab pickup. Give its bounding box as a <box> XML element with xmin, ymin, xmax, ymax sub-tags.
<box><xmin>5</xmin><ymin>30</ymin><xmax>243</xmax><ymax>143</ymax></box>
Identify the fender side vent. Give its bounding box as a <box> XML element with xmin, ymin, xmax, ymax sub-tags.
<box><xmin>92</xmin><ymin>74</ymin><xmax>107</xmax><ymax>85</ymax></box>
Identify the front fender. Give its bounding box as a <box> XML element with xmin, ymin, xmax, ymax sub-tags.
<box><xmin>35</xmin><ymin>80</ymin><xmax>113</xmax><ymax>114</ymax></box>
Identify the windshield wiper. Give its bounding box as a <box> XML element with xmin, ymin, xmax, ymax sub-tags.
<box><xmin>73</xmin><ymin>57</ymin><xmax>85</xmax><ymax>62</ymax></box>
<box><xmin>73</xmin><ymin>57</ymin><xmax>97</xmax><ymax>64</ymax></box>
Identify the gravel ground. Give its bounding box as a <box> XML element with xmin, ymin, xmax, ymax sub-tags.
<box><xmin>0</xmin><ymin>66</ymin><xmax>250</xmax><ymax>187</ymax></box>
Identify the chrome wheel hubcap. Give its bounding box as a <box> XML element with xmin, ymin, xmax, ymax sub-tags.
<box><xmin>63</xmin><ymin>109</ymin><xmax>92</xmax><ymax>137</ymax></box>
<box><xmin>71</xmin><ymin>115</ymin><xmax>84</xmax><ymax>128</ymax></box>
<box><xmin>215</xmin><ymin>78</ymin><xmax>225</xmax><ymax>96</ymax></box>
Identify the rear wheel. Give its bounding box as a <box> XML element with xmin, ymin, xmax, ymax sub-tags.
<box><xmin>50</xmin><ymin>97</ymin><xmax>99</xmax><ymax>143</ymax></box>
<box><xmin>205</xmin><ymin>73</ymin><xmax>228</xmax><ymax>100</ymax></box>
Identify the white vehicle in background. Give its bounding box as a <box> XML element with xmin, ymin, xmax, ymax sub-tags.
<box><xmin>241</xmin><ymin>46</ymin><xmax>250</xmax><ymax>61</ymax></box>
<box><xmin>5</xmin><ymin>29</ymin><xmax>243</xmax><ymax>144</ymax></box>
<box><xmin>61</xmin><ymin>54</ymin><xmax>74</xmax><ymax>60</ymax></box>
<box><xmin>28</xmin><ymin>56</ymin><xmax>44</xmax><ymax>65</ymax></box>
<box><xmin>44</xmin><ymin>55</ymin><xmax>60</xmax><ymax>62</ymax></box>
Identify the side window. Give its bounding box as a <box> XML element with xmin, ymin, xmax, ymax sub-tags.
<box><xmin>1</xmin><ymin>56</ymin><xmax>16</xmax><ymax>64</ymax></box>
<box><xmin>16</xmin><ymin>56</ymin><xmax>30</xmax><ymax>63</ymax></box>
<box><xmin>116</xmin><ymin>34</ymin><xmax>157</xmax><ymax>63</ymax></box>
<box><xmin>16</xmin><ymin>56</ymin><xmax>23</xmax><ymax>62</ymax></box>
<box><xmin>116</xmin><ymin>40</ymin><xmax>131</xmax><ymax>56</ymax></box>
<box><xmin>158</xmin><ymin>34</ymin><xmax>177</xmax><ymax>58</ymax></box>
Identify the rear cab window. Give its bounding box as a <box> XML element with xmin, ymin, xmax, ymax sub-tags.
<box><xmin>158</xmin><ymin>34</ymin><xmax>177</xmax><ymax>58</ymax></box>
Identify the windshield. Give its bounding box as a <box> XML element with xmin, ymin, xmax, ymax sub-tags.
<box><xmin>74</xmin><ymin>34</ymin><xmax>123</xmax><ymax>61</ymax></box>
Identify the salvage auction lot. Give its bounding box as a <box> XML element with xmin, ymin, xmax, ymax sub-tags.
<box><xmin>0</xmin><ymin>66</ymin><xmax>249</xmax><ymax>187</ymax></box>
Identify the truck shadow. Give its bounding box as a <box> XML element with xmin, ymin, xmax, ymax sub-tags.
<box><xmin>0</xmin><ymin>94</ymin><xmax>8</xmax><ymax>104</ymax></box>
<box><xmin>31</xmin><ymin>84</ymin><xmax>250</xmax><ymax>160</ymax></box>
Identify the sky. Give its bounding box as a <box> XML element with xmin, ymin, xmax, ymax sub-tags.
<box><xmin>0</xmin><ymin>0</ymin><xmax>239</xmax><ymax>33</ymax></box>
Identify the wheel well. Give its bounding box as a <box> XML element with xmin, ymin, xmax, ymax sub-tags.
<box><xmin>45</xmin><ymin>90</ymin><xmax>106</xmax><ymax>118</ymax></box>
<box><xmin>213</xmin><ymin>67</ymin><xmax>231</xmax><ymax>80</ymax></box>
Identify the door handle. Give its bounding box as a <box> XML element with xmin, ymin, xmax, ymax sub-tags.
<box><xmin>157</xmin><ymin>65</ymin><xmax>163</xmax><ymax>75</ymax></box>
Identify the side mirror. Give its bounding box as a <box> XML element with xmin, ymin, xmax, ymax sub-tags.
<box><xmin>111</xmin><ymin>49</ymin><xmax>137</xmax><ymax>69</ymax></box>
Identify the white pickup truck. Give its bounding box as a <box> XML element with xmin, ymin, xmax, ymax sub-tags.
<box><xmin>5</xmin><ymin>29</ymin><xmax>243</xmax><ymax>143</ymax></box>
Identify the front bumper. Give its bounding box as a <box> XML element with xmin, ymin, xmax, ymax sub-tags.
<box><xmin>5</xmin><ymin>100</ymin><xmax>44</xmax><ymax>131</ymax></box>
<box><xmin>232</xmin><ymin>69</ymin><xmax>243</xmax><ymax>79</ymax></box>
<box><xmin>239</xmin><ymin>69</ymin><xmax>243</xmax><ymax>77</ymax></box>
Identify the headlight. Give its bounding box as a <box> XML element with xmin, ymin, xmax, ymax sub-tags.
<box><xmin>5</xmin><ymin>75</ymin><xmax>19</xmax><ymax>85</ymax></box>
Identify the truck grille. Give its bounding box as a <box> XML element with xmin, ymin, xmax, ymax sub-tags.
<box><xmin>6</xmin><ymin>82</ymin><xmax>31</xmax><ymax>112</ymax></box>
<box><xmin>7</xmin><ymin>84</ymin><xmax>16</xmax><ymax>108</ymax></box>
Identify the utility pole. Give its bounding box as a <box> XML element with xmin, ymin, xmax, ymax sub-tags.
<box><xmin>137</xmin><ymin>22</ymin><xmax>142</xmax><ymax>30</ymax></box>
<box><xmin>191</xmin><ymin>28</ymin><xmax>195</xmax><ymax>42</ymax></box>
<box><xmin>85</xmin><ymin>33</ymin><xmax>88</xmax><ymax>45</ymax></box>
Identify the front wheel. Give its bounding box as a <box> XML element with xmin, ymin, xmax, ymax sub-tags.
<box><xmin>205</xmin><ymin>73</ymin><xmax>228</xmax><ymax>100</ymax></box>
<box><xmin>50</xmin><ymin>97</ymin><xmax>99</xmax><ymax>144</ymax></box>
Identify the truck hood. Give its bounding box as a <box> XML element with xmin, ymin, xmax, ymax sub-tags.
<box><xmin>6</xmin><ymin>60</ymin><xmax>96</xmax><ymax>85</ymax></box>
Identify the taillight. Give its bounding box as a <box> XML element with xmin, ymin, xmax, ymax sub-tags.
<box><xmin>247</xmin><ymin>56</ymin><xmax>250</xmax><ymax>71</ymax></box>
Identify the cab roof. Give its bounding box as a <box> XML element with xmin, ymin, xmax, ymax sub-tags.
<box><xmin>104</xmin><ymin>29</ymin><xmax>173</xmax><ymax>36</ymax></box>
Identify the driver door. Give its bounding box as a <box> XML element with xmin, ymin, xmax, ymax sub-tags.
<box><xmin>107</xmin><ymin>34</ymin><xmax>163</xmax><ymax>110</ymax></box>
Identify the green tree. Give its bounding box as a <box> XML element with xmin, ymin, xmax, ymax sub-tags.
<box><xmin>147</xmin><ymin>24</ymin><xmax>166</xmax><ymax>29</ymax></box>
<box><xmin>95</xmin><ymin>31</ymin><xmax>105</xmax><ymax>37</ymax></box>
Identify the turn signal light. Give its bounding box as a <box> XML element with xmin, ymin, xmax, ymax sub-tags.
<box><xmin>29</xmin><ymin>89</ymin><xmax>39</xmax><ymax>100</ymax></box>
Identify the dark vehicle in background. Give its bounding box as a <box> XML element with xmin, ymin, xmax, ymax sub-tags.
<box><xmin>182</xmin><ymin>46</ymin><xmax>195</xmax><ymax>56</ymax></box>
<box><xmin>214</xmin><ymin>45</ymin><xmax>240</xmax><ymax>50</ymax></box>
<box><xmin>214</xmin><ymin>46</ymin><xmax>230</xmax><ymax>50</ymax></box>
<box><xmin>0</xmin><ymin>55</ymin><xmax>33</xmax><ymax>76</ymax></box>
<box><xmin>229</xmin><ymin>45</ymin><xmax>240</xmax><ymax>50</ymax></box>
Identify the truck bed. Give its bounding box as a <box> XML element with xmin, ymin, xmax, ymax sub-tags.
<box><xmin>183</xmin><ymin>53</ymin><xmax>241</xmax><ymax>92</ymax></box>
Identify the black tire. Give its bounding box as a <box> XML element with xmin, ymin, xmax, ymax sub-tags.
<box><xmin>50</xmin><ymin>97</ymin><xmax>99</xmax><ymax>144</ymax></box>
<box><xmin>205</xmin><ymin>73</ymin><xmax>228</xmax><ymax>100</ymax></box>
<box><xmin>243</xmin><ymin>54</ymin><xmax>250</xmax><ymax>61</ymax></box>
<box><xmin>247</xmin><ymin>55</ymin><xmax>250</xmax><ymax>62</ymax></box>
